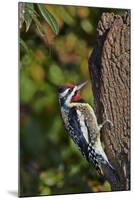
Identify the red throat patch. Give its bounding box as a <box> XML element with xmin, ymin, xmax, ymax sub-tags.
<box><xmin>72</xmin><ymin>91</ymin><xmax>81</xmax><ymax>101</ymax></box>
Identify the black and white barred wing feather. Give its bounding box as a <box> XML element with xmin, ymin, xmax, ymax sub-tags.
<box><xmin>67</xmin><ymin>107</ymin><xmax>88</xmax><ymax>155</ymax></box>
<box><xmin>68</xmin><ymin>104</ymin><xmax>103</xmax><ymax>175</ymax></box>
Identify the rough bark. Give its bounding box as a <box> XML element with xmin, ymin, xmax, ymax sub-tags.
<box><xmin>89</xmin><ymin>11</ymin><xmax>130</xmax><ymax>191</ymax></box>
<box><xmin>19</xmin><ymin>2</ymin><xmax>25</xmax><ymax>29</ymax></box>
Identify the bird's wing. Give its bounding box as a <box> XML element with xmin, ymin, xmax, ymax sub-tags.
<box><xmin>68</xmin><ymin>105</ymin><xmax>103</xmax><ymax>175</ymax></box>
<box><xmin>68</xmin><ymin>107</ymin><xmax>89</xmax><ymax>157</ymax></box>
<box><xmin>76</xmin><ymin>103</ymin><xmax>100</xmax><ymax>143</ymax></box>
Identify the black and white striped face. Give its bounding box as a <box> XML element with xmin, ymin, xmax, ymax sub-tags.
<box><xmin>58</xmin><ymin>81</ymin><xmax>88</xmax><ymax>105</ymax></box>
<box><xmin>58</xmin><ymin>85</ymin><xmax>76</xmax><ymax>102</ymax></box>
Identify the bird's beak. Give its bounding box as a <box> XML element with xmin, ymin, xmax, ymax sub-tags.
<box><xmin>77</xmin><ymin>81</ymin><xmax>88</xmax><ymax>91</ymax></box>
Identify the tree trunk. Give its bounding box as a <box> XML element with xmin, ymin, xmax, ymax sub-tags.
<box><xmin>89</xmin><ymin>11</ymin><xmax>130</xmax><ymax>191</ymax></box>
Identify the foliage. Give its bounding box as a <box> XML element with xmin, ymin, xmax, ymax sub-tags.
<box><xmin>23</xmin><ymin>3</ymin><xmax>59</xmax><ymax>35</ymax></box>
<box><xmin>19</xmin><ymin>3</ymin><xmax>124</xmax><ymax>197</ymax></box>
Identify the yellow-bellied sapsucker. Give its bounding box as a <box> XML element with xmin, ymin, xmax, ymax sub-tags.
<box><xmin>58</xmin><ymin>81</ymin><xmax>118</xmax><ymax>178</ymax></box>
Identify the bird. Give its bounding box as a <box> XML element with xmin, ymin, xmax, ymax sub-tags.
<box><xmin>58</xmin><ymin>80</ymin><xmax>119</xmax><ymax>179</ymax></box>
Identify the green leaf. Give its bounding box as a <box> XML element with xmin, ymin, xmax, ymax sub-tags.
<box><xmin>20</xmin><ymin>39</ymin><xmax>29</xmax><ymax>53</ymax></box>
<box><xmin>31</xmin><ymin>13</ymin><xmax>46</xmax><ymax>36</ymax></box>
<box><xmin>24</xmin><ymin>11</ymin><xmax>32</xmax><ymax>32</ymax></box>
<box><xmin>25</xmin><ymin>2</ymin><xmax>34</xmax><ymax>13</ymax></box>
<box><xmin>24</xmin><ymin>3</ymin><xmax>34</xmax><ymax>32</ymax></box>
<box><xmin>38</xmin><ymin>4</ymin><xmax>59</xmax><ymax>35</ymax></box>
<box><xmin>24</xmin><ymin>3</ymin><xmax>45</xmax><ymax>36</ymax></box>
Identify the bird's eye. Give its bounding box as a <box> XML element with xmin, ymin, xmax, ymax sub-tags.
<box><xmin>68</xmin><ymin>88</ymin><xmax>73</xmax><ymax>94</ymax></box>
<box><xmin>58</xmin><ymin>86</ymin><xmax>66</xmax><ymax>93</ymax></box>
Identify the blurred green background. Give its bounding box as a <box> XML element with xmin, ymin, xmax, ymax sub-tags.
<box><xmin>19</xmin><ymin>3</ymin><xmax>125</xmax><ymax>197</ymax></box>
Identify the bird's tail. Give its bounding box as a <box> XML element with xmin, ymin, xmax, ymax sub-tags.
<box><xmin>104</xmin><ymin>161</ymin><xmax>120</xmax><ymax>183</ymax></box>
<box><xmin>96</xmin><ymin>153</ymin><xmax>120</xmax><ymax>182</ymax></box>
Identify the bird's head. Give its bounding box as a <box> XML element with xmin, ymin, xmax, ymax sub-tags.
<box><xmin>58</xmin><ymin>81</ymin><xmax>88</xmax><ymax>105</ymax></box>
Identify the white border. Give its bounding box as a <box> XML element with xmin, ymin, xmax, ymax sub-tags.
<box><xmin>0</xmin><ymin>0</ymin><xmax>133</xmax><ymax>199</ymax></box>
